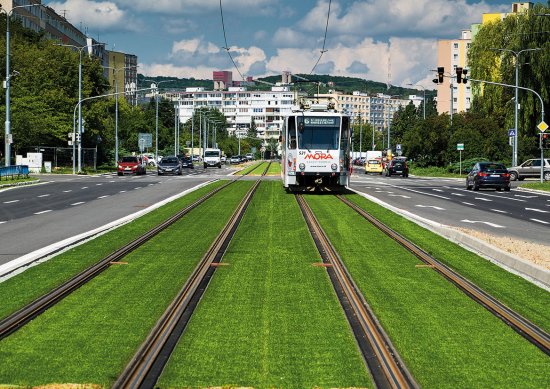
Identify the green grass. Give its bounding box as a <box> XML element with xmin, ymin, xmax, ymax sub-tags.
<box><xmin>0</xmin><ymin>181</ymin><xmax>253</xmax><ymax>387</ymax></box>
<box><xmin>238</xmin><ymin>162</ymin><xmax>262</xmax><ymax>175</ymax></box>
<box><xmin>0</xmin><ymin>176</ymin><xmax>37</xmax><ymax>185</ymax></box>
<box><xmin>306</xmin><ymin>194</ymin><xmax>550</xmax><ymax>388</ymax></box>
<box><xmin>266</xmin><ymin>161</ymin><xmax>281</xmax><ymax>175</ymax></box>
<box><xmin>158</xmin><ymin>182</ymin><xmax>371</xmax><ymax>388</ymax></box>
<box><xmin>410</xmin><ymin>165</ymin><xmax>463</xmax><ymax>178</ymax></box>
<box><xmin>519</xmin><ymin>181</ymin><xmax>550</xmax><ymax>191</ymax></box>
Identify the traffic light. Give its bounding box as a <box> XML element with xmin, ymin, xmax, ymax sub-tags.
<box><xmin>462</xmin><ymin>68</ymin><xmax>468</xmax><ymax>84</ymax></box>
<box><xmin>437</xmin><ymin>67</ymin><xmax>444</xmax><ymax>83</ymax></box>
<box><xmin>541</xmin><ymin>133</ymin><xmax>549</xmax><ymax>149</ymax></box>
<box><xmin>456</xmin><ymin>67</ymin><xmax>463</xmax><ymax>83</ymax></box>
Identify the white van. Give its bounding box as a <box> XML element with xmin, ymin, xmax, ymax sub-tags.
<box><xmin>203</xmin><ymin>148</ymin><xmax>222</xmax><ymax>168</ymax></box>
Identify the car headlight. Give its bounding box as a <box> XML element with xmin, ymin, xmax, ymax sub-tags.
<box><xmin>331</xmin><ymin>163</ymin><xmax>337</xmax><ymax>170</ymax></box>
<box><xmin>118</xmin><ymin>165</ymin><xmax>123</xmax><ymax>169</ymax></box>
<box><xmin>299</xmin><ymin>163</ymin><xmax>305</xmax><ymax>171</ymax></box>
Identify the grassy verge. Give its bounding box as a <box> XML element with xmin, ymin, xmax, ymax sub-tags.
<box><xmin>519</xmin><ymin>181</ymin><xmax>550</xmax><ymax>191</ymax></box>
<box><xmin>306</xmin><ymin>194</ymin><xmax>549</xmax><ymax>387</ymax></box>
<box><xmin>410</xmin><ymin>165</ymin><xmax>463</xmax><ymax>178</ymax></box>
<box><xmin>158</xmin><ymin>182</ymin><xmax>371</xmax><ymax>388</ymax></box>
<box><xmin>266</xmin><ymin>161</ymin><xmax>281</xmax><ymax>176</ymax></box>
<box><xmin>0</xmin><ymin>176</ymin><xmax>38</xmax><ymax>185</ymax></box>
<box><xmin>0</xmin><ymin>180</ymin><xmax>226</xmax><ymax>320</ymax></box>
<box><xmin>0</xmin><ymin>181</ymin><xmax>253</xmax><ymax>387</ymax></box>
<box><xmin>237</xmin><ymin>162</ymin><xmax>262</xmax><ymax>175</ymax></box>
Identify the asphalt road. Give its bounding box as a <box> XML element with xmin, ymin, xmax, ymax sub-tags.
<box><xmin>0</xmin><ymin>165</ymin><xmax>236</xmax><ymax>268</ymax></box>
<box><xmin>350</xmin><ymin>170</ymin><xmax>550</xmax><ymax>244</ymax></box>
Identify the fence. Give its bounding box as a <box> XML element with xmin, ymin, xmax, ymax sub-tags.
<box><xmin>0</xmin><ymin>165</ymin><xmax>29</xmax><ymax>180</ymax></box>
<box><xmin>29</xmin><ymin>146</ymin><xmax>98</xmax><ymax>171</ymax></box>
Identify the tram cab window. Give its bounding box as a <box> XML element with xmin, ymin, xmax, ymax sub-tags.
<box><xmin>288</xmin><ymin>117</ymin><xmax>297</xmax><ymax>149</ymax></box>
<box><xmin>297</xmin><ymin>116</ymin><xmax>340</xmax><ymax>150</ymax></box>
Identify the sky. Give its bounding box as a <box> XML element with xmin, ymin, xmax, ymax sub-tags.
<box><xmin>42</xmin><ymin>0</ymin><xmax>526</xmax><ymax>90</ymax></box>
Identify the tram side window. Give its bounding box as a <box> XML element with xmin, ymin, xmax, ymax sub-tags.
<box><xmin>341</xmin><ymin>117</ymin><xmax>350</xmax><ymax>149</ymax></box>
<box><xmin>288</xmin><ymin>117</ymin><xmax>297</xmax><ymax>149</ymax></box>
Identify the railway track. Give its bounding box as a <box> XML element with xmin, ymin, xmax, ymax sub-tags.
<box><xmin>0</xmin><ymin>180</ymin><xmax>235</xmax><ymax>340</ymax></box>
<box><xmin>337</xmin><ymin>194</ymin><xmax>550</xmax><ymax>355</ymax></box>
<box><xmin>114</xmin><ymin>172</ymin><xmax>268</xmax><ymax>387</ymax></box>
<box><xmin>296</xmin><ymin>194</ymin><xmax>418</xmax><ymax>389</ymax></box>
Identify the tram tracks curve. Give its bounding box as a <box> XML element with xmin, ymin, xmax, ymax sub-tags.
<box><xmin>114</xmin><ymin>167</ymin><xmax>269</xmax><ymax>388</ymax></box>
<box><xmin>296</xmin><ymin>193</ymin><xmax>418</xmax><ymax>389</ymax></box>
<box><xmin>337</xmin><ymin>194</ymin><xmax>550</xmax><ymax>355</ymax></box>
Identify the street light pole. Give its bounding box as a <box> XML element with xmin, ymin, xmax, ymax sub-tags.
<box><xmin>3</xmin><ymin>3</ymin><xmax>41</xmax><ymax>166</ymax></box>
<box><xmin>407</xmin><ymin>83</ymin><xmax>426</xmax><ymax>120</ymax></box>
<box><xmin>490</xmin><ymin>47</ymin><xmax>540</xmax><ymax>167</ymax></box>
<box><xmin>144</xmin><ymin>80</ymin><xmax>170</xmax><ymax>162</ymax></box>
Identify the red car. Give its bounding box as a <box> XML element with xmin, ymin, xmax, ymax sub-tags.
<box><xmin>117</xmin><ymin>156</ymin><xmax>146</xmax><ymax>176</ymax></box>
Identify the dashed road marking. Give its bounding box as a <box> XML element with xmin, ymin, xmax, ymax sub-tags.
<box><xmin>451</xmin><ymin>193</ymin><xmax>465</xmax><ymax>197</ymax></box>
<box><xmin>530</xmin><ymin>218</ymin><xmax>549</xmax><ymax>225</ymax></box>
<box><xmin>3</xmin><ymin>200</ymin><xmax>19</xmax><ymax>204</ymax></box>
<box><xmin>81</xmin><ymin>186</ymin><xmax>88</xmax><ymax>189</ymax></box>
<box><xmin>474</xmin><ymin>197</ymin><xmax>492</xmax><ymax>202</ymax></box>
<box><xmin>71</xmin><ymin>202</ymin><xmax>85</xmax><ymax>206</ymax></box>
<box><xmin>461</xmin><ymin>219</ymin><xmax>505</xmax><ymax>228</ymax></box>
<box><xmin>97</xmin><ymin>195</ymin><xmax>109</xmax><ymax>199</ymax></box>
<box><xmin>462</xmin><ymin>202</ymin><xmax>475</xmax><ymax>206</ymax></box>
<box><xmin>416</xmin><ymin>205</ymin><xmax>445</xmax><ymax>210</ymax></box>
<box><xmin>514</xmin><ymin>194</ymin><xmax>538</xmax><ymax>199</ymax></box>
<box><xmin>388</xmin><ymin>194</ymin><xmax>411</xmax><ymax>198</ymax></box>
<box><xmin>34</xmin><ymin>210</ymin><xmax>52</xmax><ymax>215</ymax></box>
<box><xmin>525</xmin><ymin>207</ymin><xmax>549</xmax><ymax>213</ymax></box>
<box><xmin>37</xmin><ymin>194</ymin><xmax>50</xmax><ymax>198</ymax></box>
<box><xmin>490</xmin><ymin>209</ymin><xmax>508</xmax><ymax>214</ymax></box>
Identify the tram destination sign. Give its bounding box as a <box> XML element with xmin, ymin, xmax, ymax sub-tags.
<box><xmin>304</xmin><ymin>117</ymin><xmax>338</xmax><ymax>126</ymax></box>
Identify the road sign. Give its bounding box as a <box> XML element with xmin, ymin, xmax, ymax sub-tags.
<box><xmin>508</xmin><ymin>129</ymin><xmax>516</xmax><ymax>137</ymax></box>
<box><xmin>538</xmin><ymin>121</ymin><xmax>548</xmax><ymax>132</ymax></box>
<box><xmin>138</xmin><ymin>138</ymin><xmax>146</xmax><ymax>152</ymax></box>
<box><xmin>260</xmin><ymin>146</ymin><xmax>266</xmax><ymax>152</ymax></box>
<box><xmin>138</xmin><ymin>133</ymin><xmax>153</xmax><ymax>148</ymax></box>
<box><xmin>396</xmin><ymin>144</ymin><xmax>402</xmax><ymax>151</ymax></box>
<box><xmin>457</xmin><ymin>143</ymin><xmax>464</xmax><ymax>151</ymax></box>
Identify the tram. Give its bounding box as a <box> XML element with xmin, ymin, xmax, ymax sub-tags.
<box><xmin>281</xmin><ymin>99</ymin><xmax>351</xmax><ymax>190</ymax></box>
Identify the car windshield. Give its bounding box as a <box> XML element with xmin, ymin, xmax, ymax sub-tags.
<box><xmin>205</xmin><ymin>151</ymin><xmax>219</xmax><ymax>157</ymax></box>
<box><xmin>480</xmin><ymin>163</ymin><xmax>507</xmax><ymax>173</ymax></box>
<box><xmin>161</xmin><ymin>157</ymin><xmax>178</xmax><ymax>163</ymax></box>
<box><xmin>297</xmin><ymin>116</ymin><xmax>340</xmax><ymax>150</ymax></box>
<box><xmin>121</xmin><ymin>157</ymin><xmax>138</xmax><ymax>163</ymax></box>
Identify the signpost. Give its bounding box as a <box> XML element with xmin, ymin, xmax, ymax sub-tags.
<box><xmin>538</xmin><ymin>121</ymin><xmax>548</xmax><ymax>183</ymax></box>
<box><xmin>396</xmin><ymin>143</ymin><xmax>402</xmax><ymax>156</ymax></box>
<box><xmin>457</xmin><ymin>143</ymin><xmax>464</xmax><ymax>175</ymax></box>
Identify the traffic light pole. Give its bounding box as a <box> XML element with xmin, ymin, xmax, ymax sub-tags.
<box><xmin>467</xmin><ymin>77</ymin><xmax>545</xmax><ymax>182</ymax></box>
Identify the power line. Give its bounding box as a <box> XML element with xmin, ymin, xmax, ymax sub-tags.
<box><xmin>309</xmin><ymin>0</ymin><xmax>332</xmax><ymax>75</ymax></box>
<box><xmin>219</xmin><ymin>0</ymin><xmax>246</xmax><ymax>81</ymax></box>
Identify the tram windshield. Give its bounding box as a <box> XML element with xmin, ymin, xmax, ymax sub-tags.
<box><xmin>297</xmin><ymin>116</ymin><xmax>340</xmax><ymax>150</ymax></box>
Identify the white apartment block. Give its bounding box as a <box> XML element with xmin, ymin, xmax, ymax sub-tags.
<box><xmin>164</xmin><ymin>87</ymin><xmax>298</xmax><ymax>142</ymax></box>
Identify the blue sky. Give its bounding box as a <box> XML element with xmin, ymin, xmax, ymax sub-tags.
<box><xmin>43</xmin><ymin>0</ymin><xmax>527</xmax><ymax>89</ymax></box>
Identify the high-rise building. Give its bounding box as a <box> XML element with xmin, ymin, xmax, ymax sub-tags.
<box><xmin>213</xmin><ymin>71</ymin><xmax>233</xmax><ymax>90</ymax></box>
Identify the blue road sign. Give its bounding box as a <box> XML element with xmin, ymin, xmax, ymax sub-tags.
<box><xmin>508</xmin><ymin>129</ymin><xmax>516</xmax><ymax>137</ymax></box>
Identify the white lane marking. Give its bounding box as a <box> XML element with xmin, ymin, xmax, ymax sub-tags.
<box><xmin>514</xmin><ymin>194</ymin><xmax>538</xmax><ymax>199</ymax></box>
<box><xmin>530</xmin><ymin>218</ymin><xmax>550</xmax><ymax>225</ymax></box>
<box><xmin>451</xmin><ymin>193</ymin><xmax>465</xmax><ymax>197</ymax></box>
<box><xmin>0</xmin><ymin>221</ymin><xmax>6</xmax><ymax>224</ymax></box>
<box><xmin>525</xmin><ymin>208</ymin><xmax>550</xmax><ymax>213</ymax></box>
<box><xmin>37</xmin><ymin>194</ymin><xmax>50</xmax><ymax>198</ymax></box>
<box><xmin>81</xmin><ymin>186</ymin><xmax>88</xmax><ymax>189</ymax></box>
<box><xmin>491</xmin><ymin>209</ymin><xmax>508</xmax><ymax>214</ymax></box>
<box><xmin>375</xmin><ymin>190</ymin><xmax>387</xmax><ymax>193</ymax></box>
<box><xmin>71</xmin><ymin>202</ymin><xmax>85</xmax><ymax>206</ymax></box>
<box><xmin>119</xmin><ymin>190</ymin><xmax>126</xmax><ymax>193</ymax></box>
<box><xmin>109</xmin><ymin>180</ymin><xmax>116</xmax><ymax>183</ymax></box>
<box><xmin>97</xmin><ymin>195</ymin><xmax>109</xmax><ymax>199</ymax></box>
<box><xmin>454</xmin><ymin>188</ymin><xmax>526</xmax><ymax>202</ymax></box>
<box><xmin>395</xmin><ymin>186</ymin><xmax>451</xmax><ymax>200</ymax></box>
<box><xmin>461</xmin><ymin>219</ymin><xmax>505</xmax><ymax>228</ymax></box>
<box><xmin>34</xmin><ymin>210</ymin><xmax>52</xmax><ymax>215</ymax></box>
<box><xmin>432</xmin><ymin>189</ymin><xmax>444</xmax><ymax>192</ymax></box>
<box><xmin>62</xmin><ymin>190</ymin><xmax>72</xmax><ymax>193</ymax></box>
<box><xmin>462</xmin><ymin>202</ymin><xmax>475</xmax><ymax>206</ymax></box>
<box><xmin>416</xmin><ymin>205</ymin><xmax>445</xmax><ymax>210</ymax></box>
<box><xmin>474</xmin><ymin>197</ymin><xmax>492</xmax><ymax>202</ymax></box>
<box><xmin>134</xmin><ymin>187</ymin><xmax>142</xmax><ymax>190</ymax></box>
<box><xmin>96</xmin><ymin>183</ymin><xmax>103</xmax><ymax>186</ymax></box>
<box><xmin>3</xmin><ymin>200</ymin><xmax>19</xmax><ymax>204</ymax></box>
<box><xmin>388</xmin><ymin>194</ymin><xmax>411</xmax><ymax>198</ymax></box>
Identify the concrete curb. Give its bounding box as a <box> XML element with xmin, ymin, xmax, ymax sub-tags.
<box><xmin>0</xmin><ymin>179</ymin><xmax>218</xmax><ymax>280</ymax></box>
<box><xmin>350</xmin><ymin>188</ymin><xmax>550</xmax><ymax>290</ymax></box>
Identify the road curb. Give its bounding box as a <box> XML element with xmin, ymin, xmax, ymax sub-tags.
<box><xmin>350</xmin><ymin>188</ymin><xmax>550</xmax><ymax>290</ymax></box>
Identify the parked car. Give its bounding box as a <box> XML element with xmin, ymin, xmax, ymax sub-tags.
<box><xmin>180</xmin><ymin>156</ymin><xmax>194</xmax><ymax>169</ymax></box>
<box><xmin>384</xmin><ymin>158</ymin><xmax>409</xmax><ymax>177</ymax></box>
<box><xmin>117</xmin><ymin>156</ymin><xmax>146</xmax><ymax>176</ymax></box>
<box><xmin>365</xmin><ymin>159</ymin><xmax>383</xmax><ymax>174</ymax></box>
<box><xmin>507</xmin><ymin>158</ymin><xmax>550</xmax><ymax>181</ymax></box>
<box><xmin>466</xmin><ymin>162</ymin><xmax>510</xmax><ymax>191</ymax></box>
<box><xmin>245</xmin><ymin>153</ymin><xmax>254</xmax><ymax>161</ymax></box>
<box><xmin>230</xmin><ymin>155</ymin><xmax>242</xmax><ymax>164</ymax></box>
<box><xmin>142</xmin><ymin>153</ymin><xmax>157</xmax><ymax>166</ymax></box>
<box><xmin>221</xmin><ymin>155</ymin><xmax>227</xmax><ymax>164</ymax></box>
<box><xmin>157</xmin><ymin>156</ymin><xmax>182</xmax><ymax>175</ymax></box>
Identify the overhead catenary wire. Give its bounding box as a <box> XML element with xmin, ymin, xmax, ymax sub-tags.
<box><xmin>309</xmin><ymin>0</ymin><xmax>332</xmax><ymax>75</ymax></box>
<box><xmin>219</xmin><ymin>0</ymin><xmax>246</xmax><ymax>81</ymax></box>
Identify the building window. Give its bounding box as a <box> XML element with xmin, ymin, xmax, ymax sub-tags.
<box><xmin>454</xmin><ymin>43</ymin><xmax>459</xmax><ymax>49</ymax></box>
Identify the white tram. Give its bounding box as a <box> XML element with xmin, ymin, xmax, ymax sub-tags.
<box><xmin>281</xmin><ymin>101</ymin><xmax>351</xmax><ymax>190</ymax></box>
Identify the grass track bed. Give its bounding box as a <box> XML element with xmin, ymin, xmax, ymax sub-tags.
<box><xmin>158</xmin><ymin>182</ymin><xmax>371</xmax><ymax>388</ymax></box>
<box><xmin>0</xmin><ymin>181</ymin><xmax>253</xmax><ymax>387</ymax></box>
<box><xmin>265</xmin><ymin>161</ymin><xmax>281</xmax><ymax>176</ymax></box>
<box><xmin>306</xmin><ymin>194</ymin><xmax>550</xmax><ymax>387</ymax></box>
<box><xmin>238</xmin><ymin>162</ymin><xmax>262</xmax><ymax>175</ymax></box>
<box><xmin>0</xmin><ymin>180</ymin><xmax>228</xmax><ymax>320</ymax></box>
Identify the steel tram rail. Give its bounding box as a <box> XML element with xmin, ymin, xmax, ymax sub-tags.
<box><xmin>337</xmin><ymin>194</ymin><xmax>550</xmax><ymax>355</ymax></box>
<box><xmin>295</xmin><ymin>194</ymin><xmax>418</xmax><ymax>389</ymax></box>
<box><xmin>0</xmin><ymin>180</ymin><xmax>236</xmax><ymax>340</ymax></box>
<box><xmin>114</xmin><ymin>167</ymin><xmax>269</xmax><ymax>388</ymax></box>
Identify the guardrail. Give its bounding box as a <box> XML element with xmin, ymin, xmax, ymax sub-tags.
<box><xmin>0</xmin><ymin>165</ymin><xmax>29</xmax><ymax>180</ymax></box>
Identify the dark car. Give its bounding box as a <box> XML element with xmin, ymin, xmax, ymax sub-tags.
<box><xmin>384</xmin><ymin>158</ymin><xmax>409</xmax><ymax>177</ymax></box>
<box><xmin>178</xmin><ymin>155</ymin><xmax>194</xmax><ymax>169</ymax></box>
<box><xmin>157</xmin><ymin>156</ymin><xmax>182</xmax><ymax>175</ymax></box>
<box><xmin>466</xmin><ymin>162</ymin><xmax>510</xmax><ymax>191</ymax></box>
<box><xmin>117</xmin><ymin>156</ymin><xmax>146</xmax><ymax>176</ymax></box>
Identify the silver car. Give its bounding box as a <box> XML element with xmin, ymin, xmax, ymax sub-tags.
<box><xmin>507</xmin><ymin>158</ymin><xmax>550</xmax><ymax>181</ymax></box>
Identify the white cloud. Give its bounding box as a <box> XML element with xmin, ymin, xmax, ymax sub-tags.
<box><xmin>48</xmin><ymin>0</ymin><xmax>132</xmax><ymax>31</ymax></box>
<box><xmin>113</xmin><ymin>0</ymin><xmax>278</xmax><ymax>15</ymax></box>
<box><xmin>139</xmin><ymin>62</ymin><xmax>216</xmax><ymax>79</ymax></box>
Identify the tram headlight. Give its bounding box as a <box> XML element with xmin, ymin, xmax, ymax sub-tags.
<box><xmin>299</xmin><ymin>163</ymin><xmax>305</xmax><ymax>171</ymax></box>
<box><xmin>331</xmin><ymin>163</ymin><xmax>337</xmax><ymax>171</ymax></box>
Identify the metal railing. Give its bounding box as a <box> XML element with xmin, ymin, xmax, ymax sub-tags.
<box><xmin>0</xmin><ymin>165</ymin><xmax>29</xmax><ymax>180</ymax></box>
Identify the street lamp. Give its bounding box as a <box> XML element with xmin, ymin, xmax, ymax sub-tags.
<box><xmin>144</xmin><ymin>80</ymin><xmax>171</xmax><ymax>163</ymax></box>
<box><xmin>57</xmin><ymin>42</ymin><xmax>104</xmax><ymax>173</ymax></box>
<box><xmin>490</xmin><ymin>47</ymin><xmax>541</xmax><ymax>167</ymax></box>
<box><xmin>104</xmin><ymin>65</ymin><xmax>137</xmax><ymax>166</ymax></box>
<box><xmin>2</xmin><ymin>3</ymin><xmax>41</xmax><ymax>166</ymax></box>
<box><xmin>407</xmin><ymin>83</ymin><xmax>426</xmax><ymax>120</ymax></box>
